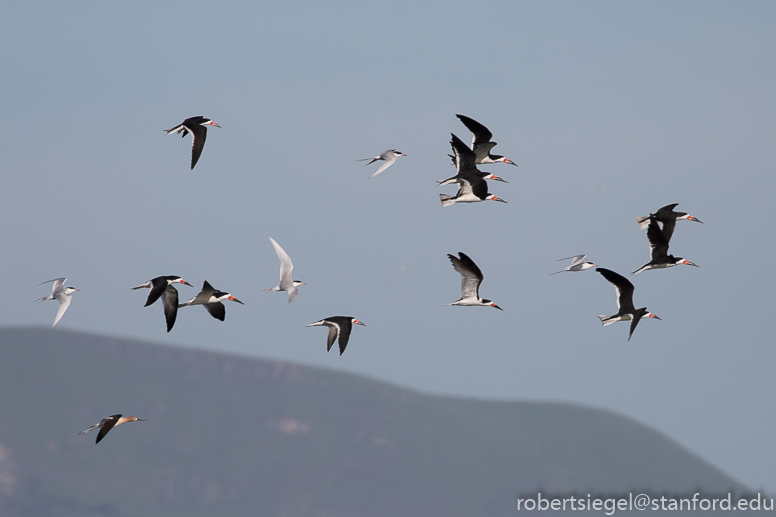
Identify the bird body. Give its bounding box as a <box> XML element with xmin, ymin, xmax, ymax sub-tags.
<box><xmin>550</xmin><ymin>255</ymin><xmax>597</xmax><ymax>275</ymax></box>
<box><xmin>306</xmin><ymin>316</ymin><xmax>365</xmax><ymax>355</ymax></box>
<box><xmin>260</xmin><ymin>237</ymin><xmax>305</xmax><ymax>303</ymax></box>
<box><xmin>179</xmin><ymin>280</ymin><xmax>244</xmax><ymax>321</ymax></box>
<box><xmin>596</xmin><ymin>268</ymin><xmax>660</xmax><ymax>340</ymax></box>
<box><xmin>357</xmin><ymin>149</ymin><xmax>406</xmax><ymax>178</ymax></box>
<box><xmin>635</xmin><ymin>203</ymin><xmax>703</xmax><ymax>242</ymax></box>
<box><xmin>132</xmin><ymin>276</ymin><xmax>193</xmax><ymax>332</ymax></box>
<box><xmin>445</xmin><ymin>252</ymin><xmax>502</xmax><ymax>310</ymax></box>
<box><xmin>79</xmin><ymin>414</ymin><xmax>145</xmax><ymax>444</ymax></box>
<box><xmin>33</xmin><ymin>278</ymin><xmax>79</xmax><ymax>326</ymax></box>
<box><xmin>165</xmin><ymin>116</ymin><xmax>221</xmax><ymax>169</ymax></box>
<box><xmin>632</xmin><ymin>217</ymin><xmax>699</xmax><ymax>275</ymax></box>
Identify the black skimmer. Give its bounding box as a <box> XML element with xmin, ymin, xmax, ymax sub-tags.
<box><xmin>306</xmin><ymin>316</ymin><xmax>365</xmax><ymax>355</ymax></box>
<box><xmin>131</xmin><ymin>276</ymin><xmax>193</xmax><ymax>332</ymax></box>
<box><xmin>164</xmin><ymin>116</ymin><xmax>221</xmax><ymax>169</ymax></box>
<box><xmin>79</xmin><ymin>414</ymin><xmax>146</xmax><ymax>444</ymax></box>
<box><xmin>178</xmin><ymin>280</ymin><xmax>244</xmax><ymax>322</ymax></box>
<box><xmin>356</xmin><ymin>149</ymin><xmax>406</xmax><ymax>178</ymax></box>
<box><xmin>632</xmin><ymin>217</ymin><xmax>699</xmax><ymax>275</ymax></box>
<box><xmin>436</xmin><ymin>170</ymin><xmax>507</xmax><ymax>187</ymax></box>
<box><xmin>550</xmin><ymin>255</ymin><xmax>597</xmax><ymax>275</ymax></box>
<box><xmin>453</xmin><ymin>114</ymin><xmax>518</xmax><ymax>166</ymax></box>
<box><xmin>596</xmin><ymin>268</ymin><xmax>661</xmax><ymax>341</ymax></box>
<box><xmin>259</xmin><ymin>237</ymin><xmax>305</xmax><ymax>303</ymax></box>
<box><xmin>635</xmin><ymin>203</ymin><xmax>703</xmax><ymax>242</ymax></box>
<box><xmin>33</xmin><ymin>278</ymin><xmax>79</xmax><ymax>327</ymax></box>
<box><xmin>445</xmin><ymin>252</ymin><xmax>502</xmax><ymax>310</ymax></box>
<box><xmin>439</xmin><ymin>134</ymin><xmax>507</xmax><ymax>207</ymax></box>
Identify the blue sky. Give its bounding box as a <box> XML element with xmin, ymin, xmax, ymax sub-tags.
<box><xmin>2</xmin><ymin>1</ymin><xmax>775</xmax><ymax>493</ymax></box>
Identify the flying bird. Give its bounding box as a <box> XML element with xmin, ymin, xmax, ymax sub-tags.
<box><xmin>632</xmin><ymin>217</ymin><xmax>699</xmax><ymax>275</ymax></box>
<box><xmin>445</xmin><ymin>252</ymin><xmax>502</xmax><ymax>310</ymax></box>
<box><xmin>452</xmin><ymin>114</ymin><xmax>518</xmax><ymax>166</ymax></box>
<box><xmin>79</xmin><ymin>414</ymin><xmax>145</xmax><ymax>444</ymax></box>
<box><xmin>259</xmin><ymin>237</ymin><xmax>305</xmax><ymax>303</ymax></box>
<box><xmin>306</xmin><ymin>316</ymin><xmax>365</xmax><ymax>355</ymax></box>
<box><xmin>33</xmin><ymin>278</ymin><xmax>79</xmax><ymax>327</ymax></box>
<box><xmin>164</xmin><ymin>116</ymin><xmax>221</xmax><ymax>169</ymax></box>
<box><xmin>596</xmin><ymin>268</ymin><xmax>660</xmax><ymax>341</ymax></box>
<box><xmin>440</xmin><ymin>134</ymin><xmax>507</xmax><ymax>207</ymax></box>
<box><xmin>356</xmin><ymin>149</ymin><xmax>406</xmax><ymax>178</ymax></box>
<box><xmin>436</xmin><ymin>170</ymin><xmax>507</xmax><ymax>187</ymax></box>
<box><xmin>178</xmin><ymin>280</ymin><xmax>244</xmax><ymax>322</ymax></box>
<box><xmin>550</xmin><ymin>255</ymin><xmax>597</xmax><ymax>275</ymax></box>
<box><xmin>131</xmin><ymin>276</ymin><xmax>193</xmax><ymax>332</ymax></box>
<box><xmin>635</xmin><ymin>203</ymin><xmax>703</xmax><ymax>242</ymax></box>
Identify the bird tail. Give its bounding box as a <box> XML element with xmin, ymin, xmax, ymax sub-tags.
<box><xmin>356</xmin><ymin>158</ymin><xmax>378</xmax><ymax>165</ymax></box>
<box><xmin>440</xmin><ymin>194</ymin><xmax>456</xmax><ymax>208</ymax></box>
<box><xmin>635</xmin><ymin>216</ymin><xmax>650</xmax><ymax>230</ymax></box>
<box><xmin>598</xmin><ymin>315</ymin><xmax>616</xmax><ymax>326</ymax></box>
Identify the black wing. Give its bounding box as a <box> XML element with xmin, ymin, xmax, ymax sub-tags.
<box><xmin>450</xmin><ymin>133</ymin><xmax>477</xmax><ymax>173</ymax></box>
<box><xmin>596</xmin><ymin>268</ymin><xmax>635</xmax><ymax>312</ymax></box>
<box><xmin>189</xmin><ymin>125</ymin><xmax>208</xmax><ymax>169</ymax></box>
<box><xmin>646</xmin><ymin>217</ymin><xmax>670</xmax><ymax>260</ymax></box>
<box><xmin>326</xmin><ymin>324</ymin><xmax>339</xmax><ymax>352</ymax></box>
<box><xmin>204</xmin><ymin>302</ymin><xmax>226</xmax><ymax>321</ymax></box>
<box><xmin>161</xmin><ymin>285</ymin><xmax>179</xmax><ymax>332</ymax></box>
<box><xmin>144</xmin><ymin>277</ymin><xmax>168</xmax><ymax>307</ymax></box>
<box><xmin>459</xmin><ymin>173</ymin><xmax>488</xmax><ymax>200</ymax></box>
<box><xmin>95</xmin><ymin>414</ymin><xmax>121</xmax><ymax>444</ymax></box>
<box><xmin>337</xmin><ymin>319</ymin><xmax>353</xmax><ymax>355</ymax></box>
<box><xmin>628</xmin><ymin>309</ymin><xmax>647</xmax><ymax>341</ymax></box>
<box><xmin>456</xmin><ymin>114</ymin><xmax>493</xmax><ymax>145</ymax></box>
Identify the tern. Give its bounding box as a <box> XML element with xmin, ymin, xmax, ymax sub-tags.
<box><xmin>79</xmin><ymin>414</ymin><xmax>145</xmax><ymax>444</ymax></box>
<box><xmin>356</xmin><ymin>149</ymin><xmax>406</xmax><ymax>178</ymax></box>
<box><xmin>33</xmin><ymin>278</ymin><xmax>79</xmax><ymax>327</ymax></box>
<box><xmin>440</xmin><ymin>134</ymin><xmax>507</xmax><ymax>207</ymax></box>
<box><xmin>453</xmin><ymin>114</ymin><xmax>518</xmax><ymax>166</ymax></box>
<box><xmin>259</xmin><ymin>237</ymin><xmax>305</xmax><ymax>303</ymax></box>
<box><xmin>131</xmin><ymin>276</ymin><xmax>193</xmax><ymax>332</ymax></box>
<box><xmin>596</xmin><ymin>268</ymin><xmax>661</xmax><ymax>341</ymax></box>
<box><xmin>635</xmin><ymin>203</ymin><xmax>703</xmax><ymax>242</ymax></box>
<box><xmin>164</xmin><ymin>116</ymin><xmax>221</xmax><ymax>169</ymax></box>
<box><xmin>632</xmin><ymin>217</ymin><xmax>699</xmax><ymax>275</ymax></box>
<box><xmin>306</xmin><ymin>316</ymin><xmax>365</xmax><ymax>355</ymax></box>
<box><xmin>445</xmin><ymin>252</ymin><xmax>502</xmax><ymax>310</ymax></box>
<box><xmin>550</xmin><ymin>255</ymin><xmax>597</xmax><ymax>275</ymax></box>
<box><xmin>178</xmin><ymin>280</ymin><xmax>244</xmax><ymax>322</ymax></box>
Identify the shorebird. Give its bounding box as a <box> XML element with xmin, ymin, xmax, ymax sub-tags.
<box><xmin>164</xmin><ymin>116</ymin><xmax>221</xmax><ymax>169</ymax></box>
<box><xmin>550</xmin><ymin>255</ymin><xmax>597</xmax><ymax>275</ymax></box>
<box><xmin>356</xmin><ymin>149</ymin><xmax>406</xmax><ymax>178</ymax></box>
<box><xmin>445</xmin><ymin>252</ymin><xmax>502</xmax><ymax>310</ymax></box>
<box><xmin>33</xmin><ymin>278</ymin><xmax>79</xmax><ymax>327</ymax></box>
<box><xmin>306</xmin><ymin>316</ymin><xmax>365</xmax><ymax>355</ymax></box>
<box><xmin>436</xmin><ymin>170</ymin><xmax>507</xmax><ymax>187</ymax></box>
<box><xmin>178</xmin><ymin>280</ymin><xmax>244</xmax><ymax>322</ymax></box>
<box><xmin>596</xmin><ymin>268</ymin><xmax>660</xmax><ymax>340</ymax></box>
<box><xmin>635</xmin><ymin>203</ymin><xmax>703</xmax><ymax>242</ymax></box>
<box><xmin>632</xmin><ymin>217</ymin><xmax>699</xmax><ymax>275</ymax></box>
<box><xmin>440</xmin><ymin>134</ymin><xmax>507</xmax><ymax>207</ymax></box>
<box><xmin>79</xmin><ymin>414</ymin><xmax>145</xmax><ymax>444</ymax></box>
<box><xmin>259</xmin><ymin>237</ymin><xmax>305</xmax><ymax>303</ymax></box>
<box><xmin>131</xmin><ymin>276</ymin><xmax>193</xmax><ymax>332</ymax></box>
<box><xmin>453</xmin><ymin>114</ymin><xmax>518</xmax><ymax>166</ymax></box>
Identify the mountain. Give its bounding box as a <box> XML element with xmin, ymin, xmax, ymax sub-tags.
<box><xmin>0</xmin><ymin>327</ymin><xmax>746</xmax><ymax>516</ymax></box>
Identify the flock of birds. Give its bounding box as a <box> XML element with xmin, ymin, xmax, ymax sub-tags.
<box><xmin>31</xmin><ymin>114</ymin><xmax>703</xmax><ymax>443</ymax></box>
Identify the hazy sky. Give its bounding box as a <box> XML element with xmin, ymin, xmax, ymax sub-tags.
<box><xmin>2</xmin><ymin>0</ymin><xmax>775</xmax><ymax>493</ymax></box>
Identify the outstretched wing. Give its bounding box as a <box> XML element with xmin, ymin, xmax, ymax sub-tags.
<box><xmin>597</xmin><ymin>268</ymin><xmax>635</xmax><ymax>312</ymax></box>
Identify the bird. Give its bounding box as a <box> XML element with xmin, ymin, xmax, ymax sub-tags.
<box><xmin>178</xmin><ymin>280</ymin><xmax>244</xmax><ymax>322</ymax></box>
<box><xmin>635</xmin><ymin>203</ymin><xmax>703</xmax><ymax>242</ymax></box>
<box><xmin>453</xmin><ymin>114</ymin><xmax>518</xmax><ymax>166</ymax></box>
<box><xmin>79</xmin><ymin>414</ymin><xmax>145</xmax><ymax>444</ymax></box>
<box><xmin>436</xmin><ymin>170</ymin><xmax>508</xmax><ymax>187</ymax></box>
<box><xmin>440</xmin><ymin>134</ymin><xmax>507</xmax><ymax>207</ymax></box>
<box><xmin>632</xmin><ymin>216</ymin><xmax>699</xmax><ymax>275</ymax></box>
<box><xmin>164</xmin><ymin>116</ymin><xmax>221</xmax><ymax>169</ymax></box>
<box><xmin>356</xmin><ymin>149</ymin><xmax>406</xmax><ymax>178</ymax></box>
<box><xmin>550</xmin><ymin>255</ymin><xmax>597</xmax><ymax>275</ymax></box>
<box><xmin>445</xmin><ymin>252</ymin><xmax>502</xmax><ymax>310</ymax></box>
<box><xmin>306</xmin><ymin>316</ymin><xmax>365</xmax><ymax>355</ymax></box>
<box><xmin>596</xmin><ymin>268</ymin><xmax>661</xmax><ymax>341</ymax></box>
<box><xmin>33</xmin><ymin>278</ymin><xmax>79</xmax><ymax>327</ymax></box>
<box><xmin>259</xmin><ymin>237</ymin><xmax>305</xmax><ymax>303</ymax></box>
<box><xmin>131</xmin><ymin>276</ymin><xmax>193</xmax><ymax>332</ymax></box>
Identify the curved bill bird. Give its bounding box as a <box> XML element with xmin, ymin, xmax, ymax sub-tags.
<box><xmin>259</xmin><ymin>237</ymin><xmax>305</xmax><ymax>303</ymax></box>
<box><xmin>550</xmin><ymin>255</ymin><xmax>597</xmax><ymax>275</ymax></box>
<box><xmin>33</xmin><ymin>278</ymin><xmax>79</xmax><ymax>327</ymax></box>
<box><xmin>633</xmin><ymin>217</ymin><xmax>699</xmax><ymax>275</ymax></box>
<box><xmin>596</xmin><ymin>268</ymin><xmax>660</xmax><ymax>341</ymax></box>
<box><xmin>306</xmin><ymin>316</ymin><xmax>365</xmax><ymax>355</ymax></box>
<box><xmin>356</xmin><ymin>149</ymin><xmax>406</xmax><ymax>178</ymax></box>
<box><xmin>165</xmin><ymin>116</ymin><xmax>221</xmax><ymax>169</ymax></box>
<box><xmin>79</xmin><ymin>414</ymin><xmax>145</xmax><ymax>444</ymax></box>
<box><xmin>635</xmin><ymin>203</ymin><xmax>703</xmax><ymax>242</ymax></box>
<box><xmin>440</xmin><ymin>134</ymin><xmax>507</xmax><ymax>207</ymax></box>
<box><xmin>445</xmin><ymin>252</ymin><xmax>502</xmax><ymax>310</ymax></box>
<box><xmin>453</xmin><ymin>114</ymin><xmax>518</xmax><ymax>166</ymax></box>
<box><xmin>178</xmin><ymin>280</ymin><xmax>244</xmax><ymax>322</ymax></box>
<box><xmin>131</xmin><ymin>276</ymin><xmax>193</xmax><ymax>332</ymax></box>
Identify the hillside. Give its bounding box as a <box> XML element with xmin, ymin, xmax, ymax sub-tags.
<box><xmin>0</xmin><ymin>328</ymin><xmax>746</xmax><ymax>516</ymax></box>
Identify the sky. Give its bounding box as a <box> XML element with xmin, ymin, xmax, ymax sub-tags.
<box><xmin>2</xmin><ymin>0</ymin><xmax>775</xmax><ymax>493</ymax></box>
